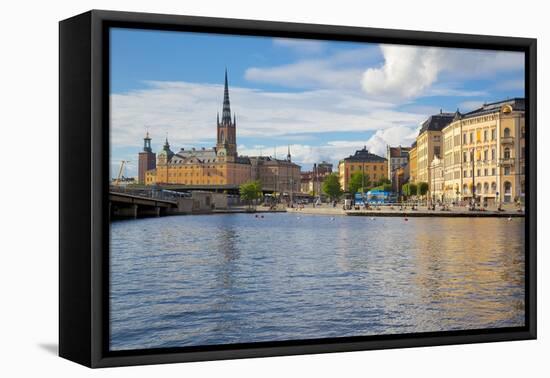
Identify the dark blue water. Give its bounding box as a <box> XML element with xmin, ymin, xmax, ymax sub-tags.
<box><xmin>110</xmin><ymin>213</ymin><xmax>525</xmax><ymax>351</ymax></box>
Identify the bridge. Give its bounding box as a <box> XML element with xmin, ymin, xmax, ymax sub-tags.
<box><xmin>109</xmin><ymin>191</ymin><xmax>181</xmax><ymax>219</ymax></box>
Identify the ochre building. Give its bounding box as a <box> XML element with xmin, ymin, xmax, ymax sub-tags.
<box><xmin>338</xmin><ymin>147</ymin><xmax>388</xmax><ymax>192</ymax></box>
<box><xmin>144</xmin><ymin>70</ymin><xmax>301</xmax><ymax>192</ymax></box>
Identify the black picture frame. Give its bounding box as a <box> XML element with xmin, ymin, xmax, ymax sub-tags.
<box><xmin>59</xmin><ymin>9</ymin><xmax>537</xmax><ymax>368</ymax></box>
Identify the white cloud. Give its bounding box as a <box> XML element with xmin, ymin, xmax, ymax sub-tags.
<box><xmin>245</xmin><ymin>47</ymin><xmax>378</xmax><ymax>90</ymax></box>
<box><xmin>361</xmin><ymin>45</ymin><xmax>524</xmax><ymax>100</ymax></box>
<box><xmin>239</xmin><ymin>125</ymin><xmax>417</xmax><ymax>171</ymax></box>
<box><xmin>245</xmin><ymin>62</ymin><xmax>364</xmax><ymax>89</ymax></box>
<box><xmin>111</xmin><ymin>80</ymin><xmax>426</xmax><ymax>149</ymax></box>
<box><xmin>362</xmin><ymin>45</ymin><xmax>443</xmax><ymax>100</ymax></box>
<box><xmin>111</xmin><ymin>80</ymin><xmax>426</xmax><ymax>175</ymax></box>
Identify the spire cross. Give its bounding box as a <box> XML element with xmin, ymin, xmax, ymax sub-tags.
<box><xmin>221</xmin><ymin>68</ymin><xmax>232</xmax><ymax>126</ymax></box>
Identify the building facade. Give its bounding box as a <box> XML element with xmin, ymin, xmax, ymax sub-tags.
<box><xmin>415</xmin><ymin>111</ymin><xmax>455</xmax><ymax>197</ymax></box>
<box><xmin>300</xmin><ymin>161</ymin><xmax>333</xmax><ymax>195</ymax></box>
<box><xmin>409</xmin><ymin>141</ymin><xmax>418</xmax><ymax>183</ymax></box>
<box><xmin>441</xmin><ymin>98</ymin><xmax>525</xmax><ymax>205</ymax></box>
<box><xmin>386</xmin><ymin>145</ymin><xmax>410</xmax><ymax>180</ymax></box>
<box><xmin>249</xmin><ymin>154</ymin><xmax>301</xmax><ymax>194</ymax></box>
<box><xmin>429</xmin><ymin>155</ymin><xmax>444</xmax><ymax>202</ymax></box>
<box><xmin>338</xmin><ymin>147</ymin><xmax>388</xmax><ymax>192</ymax></box>
<box><xmin>392</xmin><ymin>164</ymin><xmax>409</xmax><ymax>194</ymax></box>
<box><xmin>138</xmin><ymin>132</ymin><xmax>156</xmax><ymax>184</ymax></box>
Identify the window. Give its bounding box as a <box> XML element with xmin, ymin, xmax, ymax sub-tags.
<box><xmin>484</xmin><ymin>150</ymin><xmax>488</xmax><ymax>161</ymax></box>
<box><xmin>463</xmin><ymin>134</ymin><xmax>467</xmax><ymax>144</ymax></box>
<box><xmin>484</xmin><ymin>130</ymin><xmax>488</xmax><ymax>141</ymax></box>
<box><xmin>470</xmin><ymin>133</ymin><xmax>474</xmax><ymax>143</ymax></box>
<box><xmin>491</xmin><ymin>129</ymin><xmax>496</xmax><ymax>140</ymax></box>
<box><xmin>491</xmin><ymin>182</ymin><xmax>497</xmax><ymax>193</ymax></box>
<box><xmin>504</xmin><ymin>127</ymin><xmax>511</xmax><ymax>137</ymax></box>
<box><xmin>477</xmin><ymin>169</ymin><xmax>481</xmax><ymax>177</ymax></box>
<box><xmin>463</xmin><ymin>152</ymin><xmax>467</xmax><ymax>162</ymax></box>
<box><xmin>504</xmin><ymin>167</ymin><xmax>511</xmax><ymax>175</ymax></box>
<box><xmin>504</xmin><ymin>148</ymin><xmax>511</xmax><ymax>159</ymax></box>
<box><xmin>504</xmin><ymin>181</ymin><xmax>512</xmax><ymax>194</ymax></box>
<box><xmin>484</xmin><ymin>168</ymin><xmax>488</xmax><ymax>176</ymax></box>
<box><xmin>464</xmin><ymin>170</ymin><xmax>467</xmax><ymax>177</ymax></box>
<box><xmin>492</xmin><ymin>168</ymin><xmax>496</xmax><ymax>176</ymax></box>
<box><xmin>434</xmin><ymin>146</ymin><xmax>440</xmax><ymax>157</ymax></box>
<box><xmin>491</xmin><ymin>148</ymin><xmax>496</xmax><ymax>161</ymax></box>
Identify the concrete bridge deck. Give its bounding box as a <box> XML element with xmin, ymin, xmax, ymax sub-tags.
<box><xmin>109</xmin><ymin>191</ymin><xmax>179</xmax><ymax>218</ymax></box>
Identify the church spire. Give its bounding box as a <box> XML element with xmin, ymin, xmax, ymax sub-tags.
<box><xmin>221</xmin><ymin>68</ymin><xmax>232</xmax><ymax>126</ymax></box>
<box><xmin>287</xmin><ymin>145</ymin><xmax>291</xmax><ymax>162</ymax></box>
<box><xmin>143</xmin><ymin>129</ymin><xmax>152</xmax><ymax>152</ymax></box>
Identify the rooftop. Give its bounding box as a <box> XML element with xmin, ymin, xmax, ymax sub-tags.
<box><xmin>342</xmin><ymin>147</ymin><xmax>386</xmax><ymax>163</ymax></box>
<box><xmin>460</xmin><ymin>97</ymin><xmax>525</xmax><ymax>120</ymax></box>
<box><xmin>388</xmin><ymin>146</ymin><xmax>411</xmax><ymax>158</ymax></box>
<box><xmin>418</xmin><ymin>111</ymin><xmax>455</xmax><ymax>135</ymax></box>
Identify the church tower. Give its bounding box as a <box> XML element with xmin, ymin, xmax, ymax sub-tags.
<box><xmin>216</xmin><ymin>69</ymin><xmax>237</xmax><ymax>161</ymax></box>
<box><xmin>138</xmin><ymin>131</ymin><xmax>156</xmax><ymax>184</ymax></box>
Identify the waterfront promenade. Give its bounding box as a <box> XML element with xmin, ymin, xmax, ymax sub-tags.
<box><xmin>286</xmin><ymin>204</ymin><xmax>525</xmax><ymax>218</ymax></box>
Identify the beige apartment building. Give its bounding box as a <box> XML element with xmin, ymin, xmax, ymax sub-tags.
<box><xmin>415</xmin><ymin>111</ymin><xmax>455</xmax><ymax>195</ymax></box>
<box><xmin>409</xmin><ymin>142</ymin><xmax>418</xmax><ymax>183</ymax></box>
<box><xmin>441</xmin><ymin>98</ymin><xmax>525</xmax><ymax>205</ymax></box>
<box><xmin>430</xmin><ymin>155</ymin><xmax>445</xmax><ymax>202</ymax></box>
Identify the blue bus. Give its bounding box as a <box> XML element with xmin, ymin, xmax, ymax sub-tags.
<box><xmin>354</xmin><ymin>190</ymin><xmax>396</xmax><ymax>205</ymax></box>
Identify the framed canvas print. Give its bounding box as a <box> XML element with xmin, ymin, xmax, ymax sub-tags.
<box><xmin>59</xmin><ymin>10</ymin><xmax>537</xmax><ymax>368</ymax></box>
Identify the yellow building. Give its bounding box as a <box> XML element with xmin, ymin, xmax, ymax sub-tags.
<box><xmin>415</xmin><ymin>111</ymin><xmax>455</xmax><ymax>197</ymax></box>
<box><xmin>408</xmin><ymin>142</ymin><xmax>417</xmax><ymax>183</ymax></box>
<box><xmin>144</xmin><ymin>70</ymin><xmax>301</xmax><ymax>192</ymax></box>
<box><xmin>429</xmin><ymin>155</ymin><xmax>444</xmax><ymax>202</ymax></box>
<box><xmin>338</xmin><ymin>147</ymin><xmax>388</xmax><ymax>192</ymax></box>
<box><xmin>441</xmin><ymin>98</ymin><xmax>525</xmax><ymax>205</ymax></box>
<box><xmin>442</xmin><ymin>111</ymin><xmax>464</xmax><ymax>201</ymax></box>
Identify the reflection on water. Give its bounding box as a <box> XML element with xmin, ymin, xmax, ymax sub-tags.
<box><xmin>110</xmin><ymin>213</ymin><xmax>525</xmax><ymax>351</ymax></box>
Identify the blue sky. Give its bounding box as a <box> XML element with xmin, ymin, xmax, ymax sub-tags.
<box><xmin>110</xmin><ymin>27</ymin><xmax>525</xmax><ymax>177</ymax></box>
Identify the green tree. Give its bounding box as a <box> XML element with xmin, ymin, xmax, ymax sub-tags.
<box><xmin>374</xmin><ymin>178</ymin><xmax>391</xmax><ymax>186</ymax></box>
<box><xmin>409</xmin><ymin>183</ymin><xmax>418</xmax><ymax>196</ymax></box>
<box><xmin>348</xmin><ymin>172</ymin><xmax>370</xmax><ymax>194</ymax></box>
<box><xmin>418</xmin><ymin>182</ymin><xmax>429</xmax><ymax>197</ymax></box>
<box><xmin>402</xmin><ymin>183</ymin><xmax>417</xmax><ymax>197</ymax></box>
<box><xmin>322</xmin><ymin>173</ymin><xmax>343</xmax><ymax>201</ymax></box>
<box><xmin>239</xmin><ymin>180</ymin><xmax>263</xmax><ymax>209</ymax></box>
<box><xmin>371</xmin><ymin>183</ymin><xmax>392</xmax><ymax>192</ymax></box>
